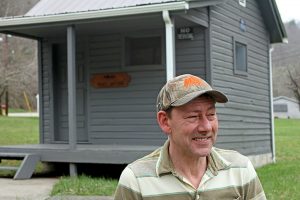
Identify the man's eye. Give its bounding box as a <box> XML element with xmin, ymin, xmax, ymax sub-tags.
<box><xmin>187</xmin><ymin>116</ymin><xmax>198</xmax><ymax>118</ymax></box>
<box><xmin>185</xmin><ymin>115</ymin><xmax>198</xmax><ymax>122</ymax></box>
<box><xmin>207</xmin><ymin>113</ymin><xmax>216</xmax><ymax>119</ymax></box>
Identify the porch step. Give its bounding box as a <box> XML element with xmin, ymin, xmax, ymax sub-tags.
<box><xmin>0</xmin><ymin>153</ymin><xmax>40</xmax><ymax>180</ymax></box>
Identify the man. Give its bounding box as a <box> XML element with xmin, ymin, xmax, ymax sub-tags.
<box><xmin>114</xmin><ymin>74</ymin><xmax>266</xmax><ymax>200</ymax></box>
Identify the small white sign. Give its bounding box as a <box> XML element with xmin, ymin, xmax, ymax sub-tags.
<box><xmin>177</xmin><ymin>27</ymin><xmax>194</xmax><ymax>40</ymax></box>
<box><xmin>239</xmin><ymin>0</ymin><xmax>246</xmax><ymax>7</ymax></box>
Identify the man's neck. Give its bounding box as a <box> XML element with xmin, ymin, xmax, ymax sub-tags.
<box><xmin>169</xmin><ymin>147</ymin><xmax>208</xmax><ymax>189</ymax></box>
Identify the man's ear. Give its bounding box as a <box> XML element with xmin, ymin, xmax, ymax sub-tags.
<box><xmin>157</xmin><ymin>111</ymin><xmax>171</xmax><ymax>135</ymax></box>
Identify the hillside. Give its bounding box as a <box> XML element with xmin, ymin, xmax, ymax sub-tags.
<box><xmin>0</xmin><ymin>0</ymin><xmax>39</xmax><ymax>109</ymax></box>
<box><xmin>272</xmin><ymin>20</ymin><xmax>300</xmax><ymax>99</ymax></box>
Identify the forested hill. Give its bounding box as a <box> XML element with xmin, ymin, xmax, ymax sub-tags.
<box><xmin>0</xmin><ymin>0</ymin><xmax>39</xmax><ymax>109</ymax></box>
<box><xmin>272</xmin><ymin>20</ymin><xmax>300</xmax><ymax>99</ymax></box>
<box><xmin>272</xmin><ymin>21</ymin><xmax>300</xmax><ymax>68</ymax></box>
<box><xmin>0</xmin><ymin>0</ymin><xmax>39</xmax><ymax>17</ymax></box>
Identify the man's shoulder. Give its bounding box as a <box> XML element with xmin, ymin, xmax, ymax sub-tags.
<box><xmin>126</xmin><ymin>147</ymin><xmax>162</xmax><ymax>178</ymax></box>
<box><xmin>213</xmin><ymin>147</ymin><xmax>250</xmax><ymax>168</ymax></box>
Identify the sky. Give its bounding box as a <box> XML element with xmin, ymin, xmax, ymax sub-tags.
<box><xmin>275</xmin><ymin>0</ymin><xmax>300</xmax><ymax>22</ymax></box>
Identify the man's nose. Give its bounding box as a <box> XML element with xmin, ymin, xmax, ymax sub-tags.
<box><xmin>197</xmin><ymin>117</ymin><xmax>212</xmax><ymax>132</ymax></box>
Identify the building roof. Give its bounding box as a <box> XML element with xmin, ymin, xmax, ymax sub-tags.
<box><xmin>274</xmin><ymin>96</ymin><xmax>299</xmax><ymax>104</ymax></box>
<box><xmin>256</xmin><ymin>0</ymin><xmax>287</xmax><ymax>43</ymax></box>
<box><xmin>25</xmin><ymin>0</ymin><xmax>179</xmax><ymax>16</ymax></box>
<box><xmin>0</xmin><ymin>0</ymin><xmax>190</xmax><ymax>28</ymax></box>
<box><xmin>0</xmin><ymin>0</ymin><xmax>287</xmax><ymax>43</ymax></box>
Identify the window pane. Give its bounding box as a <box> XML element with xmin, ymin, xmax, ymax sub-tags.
<box><xmin>235</xmin><ymin>42</ymin><xmax>247</xmax><ymax>72</ymax></box>
<box><xmin>274</xmin><ymin>104</ymin><xmax>288</xmax><ymax>112</ymax></box>
<box><xmin>127</xmin><ymin>36</ymin><xmax>161</xmax><ymax>66</ymax></box>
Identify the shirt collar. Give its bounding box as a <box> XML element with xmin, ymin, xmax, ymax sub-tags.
<box><xmin>156</xmin><ymin>140</ymin><xmax>231</xmax><ymax>177</ymax></box>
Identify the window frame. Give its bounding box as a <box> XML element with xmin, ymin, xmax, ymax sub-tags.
<box><xmin>233</xmin><ymin>36</ymin><xmax>248</xmax><ymax>76</ymax></box>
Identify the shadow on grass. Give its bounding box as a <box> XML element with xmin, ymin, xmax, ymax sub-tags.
<box><xmin>0</xmin><ymin>162</ymin><xmax>126</xmax><ymax>179</ymax></box>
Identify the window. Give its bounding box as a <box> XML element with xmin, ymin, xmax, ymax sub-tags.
<box><xmin>233</xmin><ymin>37</ymin><xmax>248</xmax><ymax>75</ymax></box>
<box><xmin>125</xmin><ymin>36</ymin><xmax>162</xmax><ymax>66</ymax></box>
<box><xmin>274</xmin><ymin>104</ymin><xmax>288</xmax><ymax>112</ymax></box>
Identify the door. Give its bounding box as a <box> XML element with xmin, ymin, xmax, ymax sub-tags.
<box><xmin>52</xmin><ymin>43</ymin><xmax>88</xmax><ymax>142</ymax></box>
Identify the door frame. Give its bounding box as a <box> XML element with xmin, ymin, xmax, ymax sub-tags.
<box><xmin>49</xmin><ymin>39</ymin><xmax>89</xmax><ymax>143</ymax></box>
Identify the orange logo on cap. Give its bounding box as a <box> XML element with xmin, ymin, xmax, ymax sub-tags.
<box><xmin>184</xmin><ymin>76</ymin><xmax>206</xmax><ymax>88</ymax></box>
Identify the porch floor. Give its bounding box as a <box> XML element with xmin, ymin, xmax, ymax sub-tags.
<box><xmin>0</xmin><ymin>144</ymin><xmax>159</xmax><ymax>164</ymax></box>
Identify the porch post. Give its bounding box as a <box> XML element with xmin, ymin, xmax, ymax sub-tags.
<box><xmin>67</xmin><ymin>25</ymin><xmax>78</xmax><ymax>176</ymax></box>
<box><xmin>163</xmin><ymin>10</ymin><xmax>176</xmax><ymax>81</ymax></box>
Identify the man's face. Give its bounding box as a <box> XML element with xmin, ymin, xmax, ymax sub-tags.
<box><xmin>167</xmin><ymin>96</ymin><xmax>218</xmax><ymax>158</ymax></box>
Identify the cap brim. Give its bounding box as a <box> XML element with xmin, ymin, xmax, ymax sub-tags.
<box><xmin>171</xmin><ymin>90</ymin><xmax>228</xmax><ymax>107</ymax></box>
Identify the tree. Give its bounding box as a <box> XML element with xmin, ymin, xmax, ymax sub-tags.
<box><xmin>287</xmin><ymin>66</ymin><xmax>300</xmax><ymax>108</ymax></box>
<box><xmin>272</xmin><ymin>20</ymin><xmax>300</xmax><ymax>100</ymax></box>
<box><xmin>0</xmin><ymin>0</ymin><xmax>39</xmax><ymax>110</ymax></box>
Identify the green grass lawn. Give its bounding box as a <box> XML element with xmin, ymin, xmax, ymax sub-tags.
<box><xmin>0</xmin><ymin>116</ymin><xmax>119</xmax><ymax>193</ymax></box>
<box><xmin>0</xmin><ymin>117</ymin><xmax>39</xmax><ymax>145</ymax></box>
<box><xmin>8</xmin><ymin>108</ymin><xmax>29</xmax><ymax>113</ymax></box>
<box><xmin>51</xmin><ymin>175</ymin><xmax>118</xmax><ymax>196</ymax></box>
<box><xmin>0</xmin><ymin>117</ymin><xmax>299</xmax><ymax>198</ymax></box>
<box><xmin>256</xmin><ymin>119</ymin><xmax>300</xmax><ymax>200</ymax></box>
<box><xmin>0</xmin><ymin>116</ymin><xmax>42</xmax><ymax>177</ymax></box>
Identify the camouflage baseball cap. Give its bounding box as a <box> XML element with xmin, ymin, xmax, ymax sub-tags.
<box><xmin>156</xmin><ymin>74</ymin><xmax>228</xmax><ymax>111</ymax></box>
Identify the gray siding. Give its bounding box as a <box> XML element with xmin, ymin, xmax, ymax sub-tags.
<box><xmin>41</xmin><ymin>41</ymin><xmax>52</xmax><ymax>143</ymax></box>
<box><xmin>51</xmin><ymin>41</ymin><xmax>88</xmax><ymax>142</ymax></box>
<box><xmin>88</xmin><ymin>27</ymin><xmax>206</xmax><ymax>146</ymax></box>
<box><xmin>87</xmin><ymin>33</ymin><xmax>164</xmax><ymax>145</ymax></box>
<box><xmin>210</xmin><ymin>0</ymin><xmax>271</xmax><ymax>155</ymax></box>
<box><xmin>40</xmin><ymin>19</ymin><xmax>206</xmax><ymax>146</ymax></box>
<box><xmin>41</xmin><ymin>38</ymin><xmax>88</xmax><ymax>143</ymax></box>
<box><xmin>176</xmin><ymin>26</ymin><xmax>206</xmax><ymax>77</ymax></box>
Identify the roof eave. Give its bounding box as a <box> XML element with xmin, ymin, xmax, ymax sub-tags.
<box><xmin>187</xmin><ymin>0</ymin><xmax>227</xmax><ymax>8</ymax></box>
<box><xmin>258</xmin><ymin>0</ymin><xmax>287</xmax><ymax>44</ymax></box>
<box><xmin>274</xmin><ymin>96</ymin><xmax>299</xmax><ymax>103</ymax></box>
<box><xmin>0</xmin><ymin>1</ymin><xmax>189</xmax><ymax>29</ymax></box>
<box><xmin>270</xmin><ymin>0</ymin><xmax>288</xmax><ymax>43</ymax></box>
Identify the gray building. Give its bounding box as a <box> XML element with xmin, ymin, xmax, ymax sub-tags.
<box><xmin>274</xmin><ymin>96</ymin><xmax>300</xmax><ymax>119</ymax></box>
<box><xmin>0</xmin><ymin>0</ymin><xmax>286</xmax><ymax>179</ymax></box>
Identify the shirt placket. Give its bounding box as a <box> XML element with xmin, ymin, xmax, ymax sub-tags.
<box><xmin>172</xmin><ymin>171</ymin><xmax>199</xmax><ymax>199</ymax></box>
<box><xmin>195</xmin><ymin>171</ymin><xmax>214</xmax><ymax>200</ymax></box>
<box><xmin>172</xmin><ymin>170</ymin><xmax>215</xmax><ymax>200</ymax></box>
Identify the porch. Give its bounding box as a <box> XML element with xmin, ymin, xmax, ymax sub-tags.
<box><xmin>0</xmin><ymin>143</ymin><xmax>159</xmax><ymax>179</ymax></box>
<box><xmin>0</xmin><ymin>3</ymin><xmax>209</xmax><ymax>177</ymax></box>
<box><xmin>0</xmin><ymin>144</ymin><xmax>159</xmax><ymax>164</ymax></box>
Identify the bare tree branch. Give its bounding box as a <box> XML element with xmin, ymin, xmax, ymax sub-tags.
<box><xmin>0</xmin><ymin>0</ymin><xmax>39</xmax><ymax>109</ymax></box>
<box><xmin>287</xmin><ymin>67</ymin><xmax>300</xmax><ymax>109</ymax></box>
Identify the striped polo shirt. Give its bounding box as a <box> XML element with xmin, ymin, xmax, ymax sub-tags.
<box><xmin>114</xmin><ymin>140</ymin><xmax>266</xmax><ymax>200</ymax></box>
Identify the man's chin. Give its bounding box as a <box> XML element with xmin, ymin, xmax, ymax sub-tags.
<box><xmin>194</xmin><ymin>148</ymin><xmax>212</xmax><ymax>157</ymax></box>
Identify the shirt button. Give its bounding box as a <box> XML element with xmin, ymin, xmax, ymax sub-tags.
<box><xmin>196</xmin><ymin>194</ymin><xmax>200</xmax><ymax>200</ymax></box>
